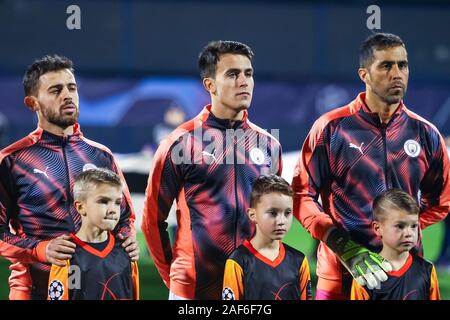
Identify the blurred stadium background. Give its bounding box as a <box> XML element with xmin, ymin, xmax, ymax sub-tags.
<box><xmin>1</xmin><ymin>0</ymin><xmax>450</xmax><ymax>299</ymax></box>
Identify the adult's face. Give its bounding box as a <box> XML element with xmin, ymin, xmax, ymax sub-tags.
<box><xmin>34</xmin><ymin>69</ymin><xmax>79</xmax><ymax>130</ymax></box>
<box><xmin>362</xmin><ymin>46</ymin><xmax>409</xmax><ymax>105</ymax></box>
<box><xmin>210</xmin><ymin>53</ymin><xmax>254</xmax><ymax>114</ymax></box>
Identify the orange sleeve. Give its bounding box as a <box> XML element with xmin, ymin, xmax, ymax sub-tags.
<box><xmin>141</xmin><ymin>136</ymin><xmax>183</xmax><ymax>288</ymax></box>
<box><xmin>429</xmin><ymin>265</ymin><xmax>440</xmax><ymax>300</ymax></box>
<box><xmin>131</xmin><ymin>261</ymin><xmax>140</xmax><ymax>300</ymax></box>
<box><xmin>0</xmin><ymin>239</ymin><xmax>49</xmax><ymax>264</ymax></box>
<box><xmin>47</xmin><ymin>260</ymin><xmax>70</xmax><ymax>300</ymax></box>
<box><xmin>350</xmin><ymin>279</ymin><xmax>370</xmax><ymax>300</ymax></box>
<box><xmin>291</xmin><ymin>116</ymin><xmax>335</xmax><ymax>241</ymax></box>
<box><xmin>8</xmin><ymin>262</ymin><xmax>32</xmax><ymax>300</ymax></box>
<box><xmin>298</xmin><ymin>257</ymin><xmax>312</xmax><ymax>300</ymax></box>
<box><xmin>222</xmin><ymin>259</ymin><xmax>244</xmax><ymax>300</ymax></box>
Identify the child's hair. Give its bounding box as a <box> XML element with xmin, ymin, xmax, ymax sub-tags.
<box><xmin>372</xmin><ymin>189</ymin><xmax>419</xmax><ymax>222</ymax></box>
<box><xmin>250</xmin><ymin>174</ymin><xmax>293</xmax><ymax>207</ymax></box>
<box><xmin>73</xmin><ymin>168</ymin><xmax>122</xmax><ymax>201</ymax></box>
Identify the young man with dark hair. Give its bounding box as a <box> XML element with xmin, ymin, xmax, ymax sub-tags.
<box><xmin>351</xmin><ymin>189</ymin><xmax>440</xmax><ymax>300</ymax></box>
<box><xmin>142</xmin><ymin>40</ymin><xmax>282</xmax><ymax>300</ymax></box>
<box><xmin>359</xmin><ymin>33</ymin><xmax>405</xmax><ymax>69</ymax></box>
<box><xmin>0</xmin><ymin>54</ymin><xmax>139</xmax><ymax>300</ymax></box>
<box><xmin>198</xmin><ymin>40</ymin><xmax>254</xmax><ymax>80</ymax></box>
<box><xmin>292</xmin><ymin>32</ymin><xmax>450</xmax><ymax>299</ymax></box>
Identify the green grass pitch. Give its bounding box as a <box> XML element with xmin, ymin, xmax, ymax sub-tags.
<box><xmin>1</xmin><ymin>221</ymin><xmax>448</xmax><ymax>299</ymax></box>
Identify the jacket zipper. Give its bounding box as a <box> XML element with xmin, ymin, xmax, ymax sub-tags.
<box><xmin>381</xmin><ymin>123</ymin><xmax>389</xmax><ymax>189</ymax></box>
<box><xmin>62</xmin><ymin>137</ymin><xmax>76</xmax><ymax>231</ymax></box>
<box><xmin>233</xmin><ymin>135</ymin><xmax>239</xmax><ymax>249</ymax></box>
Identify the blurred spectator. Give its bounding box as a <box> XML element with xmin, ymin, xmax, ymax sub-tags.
<box><xmin>153</xmin><ymin>105</ymin><xmax>186</xmax><ymax>146</ymax></box>
<box><xmin>436</xmin><ymin>135</ymin><xmax>450</xmax><ymax>271</ymax></box>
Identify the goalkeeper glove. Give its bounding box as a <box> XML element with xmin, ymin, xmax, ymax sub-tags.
<box><xmin>325</xmin><ymin>228</ymin><xmax>392</xmax><ymax>289</ymax></box>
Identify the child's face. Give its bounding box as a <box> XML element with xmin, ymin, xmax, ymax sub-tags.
<box><xmin>373</xmin><ymin>209</ymin><xmax>419</xmax><ymax>254</ymax></box>
<box><xmin>249</xmin><ymin>193</ymin><xmax>293</xmax><ymax>241</ymax></box>
<box><xmin>76</xmin><ymin>183</ymin><xmax>122</xmax><ymax>232</ymax></box>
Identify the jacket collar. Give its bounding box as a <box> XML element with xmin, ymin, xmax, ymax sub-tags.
<box><xmin>353</xmin><ymin>92</ymin><xmax>406</xmax><ymax>127</ymax></box>
<box><xmin>198</xmin><ymin>104</ymin><xmax>249</xmax><ymax>130</ymax></box>
<box><xmin>32</xmin><ymin>123</ymin><xmax>83</xmax><ymax>143</ymax></box>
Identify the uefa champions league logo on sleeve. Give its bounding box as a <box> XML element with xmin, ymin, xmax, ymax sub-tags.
<box><xmin>222</xmin><ymin>287</ymin><xmax>235</xmax><ymax>300</ymax></box>
<box><xmin>48</xmin><ymin>265</ymin><xmax>81</xmax><ymax>300</ymax></box>
<box><xmin>48</xmin><ymin>280</ymin><xmax>65</xmax><ymax>300</ymax></box>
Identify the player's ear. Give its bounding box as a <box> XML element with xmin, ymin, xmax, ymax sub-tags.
<box><xmin>24</xmin><ymin>96</ymin><xmax>39</xmax><ymax>112</ymax></box>
<box><xmin>247</xmin><ymin>208</ymin><xmax>256</xmax><ymax>222</ymax></box>
<box><xmin>74</xmin><ymin>200</ymin><xmax>86</xmax><ymax>216</ymax></box>
<box><xmin>372</xmin><ymin>220</ymin><xmax>382</xmax><ymax>238</ymax></box>
<box><xmin>358</xmin><ymin>67</ymin><xmax>369</xmax><ymax>84</ymax></box>
<box><xmin>203</xmin><ymin>77</ymin><xmax>216</xmax><ymax>94</ymax></box>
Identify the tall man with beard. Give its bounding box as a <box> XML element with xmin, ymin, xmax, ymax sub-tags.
<box><xmin>0</xmin><ymin>55</ymin><xmax>139</xmax><ymax>299</ymax></box>
<box><xmin>292</xmin><ymin>33</ymin><xmax>450</xmax><ymax>299</ymax></box>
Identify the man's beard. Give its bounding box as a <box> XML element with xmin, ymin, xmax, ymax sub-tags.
<box><xmin>375</xmin><ymin>86</ymin><xmax>407</xmax><ymax>105</ymax></box>
<box><xmin>385</xmin><ymin>90</ymin><xmax>405</xmax><ymax>105</ymax></box>
<box><xmin>42</xmin><ymin>104</ymin><xmax>79</xmax><ymax>129</ymax></box>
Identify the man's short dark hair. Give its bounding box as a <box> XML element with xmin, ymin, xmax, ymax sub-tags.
<box><xmin>23</xmin><ymin>54</ymin><xmax>74</xmax><ymax>96</ymax></box>
<box><xmin>198</xmin><ymin>40</ymin><xmax>254</xmax><ymax>79</ymax></box>
<box><xmin>373</xmin><ymin>189</ymin><xmax>419</xmax><ymax>222</ymax></box>
<box><xmin>359</xmin><ymin>33</ymin><xmax>405</xmax><ymax>68</ymax></box>
<box><xmin>250</xmin><ymin>174</ymin><xmax>293</xmax><ymax>208</ymax></box>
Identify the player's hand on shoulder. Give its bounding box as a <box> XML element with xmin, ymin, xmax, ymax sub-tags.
<box><xmin>118</xmin><ymin>233</ymin><xmax>140</xmax><ymax>261</ymax></box>
<box><xmin>46</xmin><ymin>234</ymin><xmax>76</xmax><ymax>266</ymax></box>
